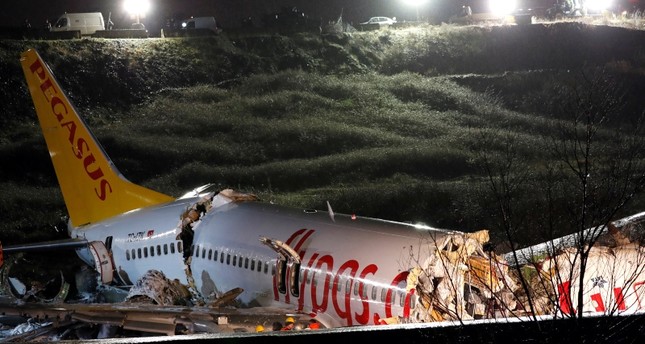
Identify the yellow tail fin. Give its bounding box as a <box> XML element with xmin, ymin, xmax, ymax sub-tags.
<box><xmin>20</xmin><ymin>49</ymin><xmax>173</xmax><ymax>228</ymax></box>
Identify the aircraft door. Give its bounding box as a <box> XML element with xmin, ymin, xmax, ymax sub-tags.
<box><xmin>260</xmin><ymin>237</ymin><xmax>301</xmax><ymax>298</ymax></box>
<box><xmin>88</xmin><ymin>241</ymin><xmax>114</xmax><ymax>284</ymax></box>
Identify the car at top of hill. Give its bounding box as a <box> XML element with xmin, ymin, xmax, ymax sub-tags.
<box><xmin>360</xmin><ymin>16</ymin><xmax>397</xmax><ymax>26</ymax></box>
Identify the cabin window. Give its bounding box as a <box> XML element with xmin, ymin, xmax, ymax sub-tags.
<box><xmin>150</xmin><ymin>246</ymin><xmax>155</xmax><ymax>257</ymax></box>
<box><xmin>131</xmin><ymin>249</ymin><xmax>136</xmax><ymax>260</ymax></box>
<box><xmin>143</xmin><ymin>247</ymin><xmax>148</xmax><ymax>258</ymax></box>
<box><xmin>232</xmin><ymin>255</ymin><xmax>237</xmax><ymax>267</ymax></box>
<box><xmin>250</xmin><ymin>259</ymin><xmax>255</xmax><ymax>271</ymax></box>
<box><xmin>381</xmin><ymin>288</ymin><xmax>387</xmax><ymax>302</ymax></box>
<box><xmin>226</xmin><ymin>254</ymin><xmax>231</xmax><ymax>265</ymax></box>
<box><xmin>214</xmin><ymin>250</ymin><xmax>218</xmax><ymax>260</ymax></box>
<box><xmin>264</xmin><ymin>262</ymin><xmax>269</xmax><ymax>274</ymax></box>
<box><xmin>137</xmin><ymin>248</ymin><xmax>142</xmax><ymax>259</ymax></box>
<box><xmin>399</xmin><ymin>291</ymin><xmax>405</xmax><ymax>307</ymax></box>
<box><xmin>194</xmin><ymin>245</ymin><xmax>199</xmax><ymax>257</ymax></box>
<box><xmin>208</xmin><ymin>249</ymin><xmax>212</xmax><ymax>260</ymax></box>
<box><xmin>344</xmin><ymin>279</ymin><xmax>350</xmax><ymax>295</ymax></box>
<box><xmin>126</xmin><ymin>250</ymin><xmax>130</xmax><ymax>261</ymax></box>
<box><xmin>170</xmin><ymin>243</ymin><xmax>175</xmax><ymax>254</ymax></box>
<box><xmin>157</xmin><ymin>245</ymin><xmax>161</xmax><ymax>256</ymax></box>
<box><xmin>354</xmin><ymin>281</ymin><xmax>359</xmax><ymax>296</ymax></box>
<box><xmin>220</xmin><ymin>252</ymin><xmax>224</xmax><ymax>263</ymax></box>
<box><xmin>244</xmin><ymin>257</ymin><xmax>249</xmax><ymax>269</ymax></box>
<box><xmin>105</xmin><ymin>236</ymin><xmax>113</xmax><ymax>251</ymax></box>
<box><xmin>163</xmin><ymin>244</ymin><xmax>168</xmax><ymax>255</ymax></box>
<box><xmin>311</xmin><ymin>272</ymin><xmax>317</xmax><ymax>287</ymax></box>
<box><xmin>411</xmin><ymin>295</ymin><xmax>416</xmax><ymax>308</ymax></box>
<box><xmin>202</xmin><ymin>248</ymin><xmax>206</xmax><ymax>259</ymax></box>
<box><xmin>177</xmin><ymin>241</ymin><xmax>183</xmax><ymax>253</ymax></box>
<box><xmin>371</xmin><ymin>285</ymin><xmax>377</xmax><ymax>300</ymax></box>
<box><xmin>239</xmin><ymin>256</ymin><xmax>244</xmax><ymax>268</ymax></box>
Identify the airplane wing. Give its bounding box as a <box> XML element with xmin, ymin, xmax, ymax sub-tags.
<box><xmin>0</xmin><ymin>239</ymin><xmax>88</xmax><ymax>268</ymax></box>
<box><xmin>0</xmin><ymin>239</ymin><xmax>88</xmax><ymax>254</ymax></box>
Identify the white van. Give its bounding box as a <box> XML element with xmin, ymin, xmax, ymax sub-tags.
<box><xmin>181</xmin><ymin>16</ymin><xmax>218</xmax><ymax>33</ymax></box>
<box><xmin>51</xmin><ymin>12</ymin><xmax>105</xmax><ymax>36</ymax></box>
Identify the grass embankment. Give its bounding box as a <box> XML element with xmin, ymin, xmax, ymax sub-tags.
<box><xmin>0</xmin><ymin>23</ymin><xmax>644</xmax><ymax>248</ymax></box>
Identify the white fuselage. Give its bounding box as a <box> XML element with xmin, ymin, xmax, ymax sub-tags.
<box><xmin>72</xmin><ymin>193</ymin><xmax>452</xmax><ymax>328</ymax></box>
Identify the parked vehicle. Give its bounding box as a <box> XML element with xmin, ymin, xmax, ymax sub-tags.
<box><xmin>360</xmin><ymin>16</ymin><xmax>397</xmax><ymax>26</ymax></box>
<box><xmin>181</xmin><ymin>16</ymin><xmax>218</xmax><ymax>34</ymax></box>
<box><xmin>50</xmin><ymin>12</ymin><xmax>105</xmax><ymax>36</ymax></box>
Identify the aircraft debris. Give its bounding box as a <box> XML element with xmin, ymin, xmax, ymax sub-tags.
<box><xmin>506</xmin><ymin>212</ymin><xmax>645</xmax><ymax>316</ymax></box>
<box><xmin>125</xmin><ymin>270</ymin><xmax>193</xmax><ymax>306</ymax></box>
<box><xmin>406</xmin><ymin>229</ymin><xmax>519</xmax><ymax>323</ymax></box>
<box><xmin>0</xmin><ymin>318</ymin><xmax>54</xmax><ymax>341</ymax></box>
<box><xmin>0</xmin><ymin>300</ymin><xmax>298</xmax><ymax>340</ymax></box>
<box><xmin>0</xmin><ymin>253</ymin><xmax>70</xmax><ymax>304</ymax></box>
<box><xmin>3</xmin><ymin>48</ymin><xmax>645</xmax><ymax>341</ymax></box>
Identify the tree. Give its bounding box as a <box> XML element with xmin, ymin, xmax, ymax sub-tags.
<box><xmin>471</xmin><ymin>67</ymin><xmax>645</xmax><ymax>320</ymax></box>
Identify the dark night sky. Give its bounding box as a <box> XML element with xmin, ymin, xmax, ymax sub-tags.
<box><xmin>1</xmin><ymin>0</ymin><xmax>466</xmax><ymax>33</ymax></box>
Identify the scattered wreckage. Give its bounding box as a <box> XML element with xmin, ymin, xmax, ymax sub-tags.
<box><xmin>2</xmin><ymin>208</ymin><xmax>645</xmax><ymax>340</ymax></box>
<box><xmin>505</xmin><ymin>212</ymin><xmax>645</xmax><ymax>316</ymax></box>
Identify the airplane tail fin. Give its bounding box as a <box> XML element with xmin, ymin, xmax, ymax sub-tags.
<box><xmin>20</xmin><ymin>49</ymin><xmax>173</xmax><ymax>228</ymax></box>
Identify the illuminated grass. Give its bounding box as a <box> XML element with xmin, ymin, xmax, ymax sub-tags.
<box><xmin>1</xmin><ymin>24</ymin><xmax>643</xmax><ymax>244</ymax></box>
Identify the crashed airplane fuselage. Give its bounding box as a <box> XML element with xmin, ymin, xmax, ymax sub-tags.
<box><xmin>506</xmin><ymin>213</ymin><xmax>645</xmax><ymax>317</ymax></box>
<box><xmin>5</xmin><ymin>48</ymin><xmax>645</xmax><ymax>339</ymax></box>
<box><xmin>0</xmin><ymin>48</ymin><xmax>520</xmax><ymax>331</ymax></box>
<box><xmin>73</xmin><ymin>186</ymin><xmax>514</xmax><ymax>328</ymax></box>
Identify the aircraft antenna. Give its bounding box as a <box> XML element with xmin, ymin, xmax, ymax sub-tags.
<box><xmin>326</xmin><ymin>201</ymin><xmax>335</xmax><ymax>222</ymax></box>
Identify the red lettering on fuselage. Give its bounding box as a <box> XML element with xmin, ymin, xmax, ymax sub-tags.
<box><xmin>333</xmin><ymin>260</ymin><xmax>359</xmax><ymax>326</ymax></box>
<box><xmin>282</xmin><ymin>229</ymin><xmax>314</xmax><ymax>304</ymax></box>
<box><xmin>558</xmin><ymin>280</ymin><xmax>645</xmax><ymax>314</ymax></box>
<box><xmin>29</xmin><ymin>59</ymin><xmax>112</xmax><ymax>201</ymax></box>
<box><xmin>311</xmin><ymin>254</ymin><xmax>333</xmax><ymax>313</ymax></box>
<box><xmin>278</xmin><ymin>229</ymin><xmax>415</xmax><ymax>327</ymax></box>
<box><xmin>356</xmin><ymin>263</ymin><xmax>378</xmax><ymax>324</ymax></box>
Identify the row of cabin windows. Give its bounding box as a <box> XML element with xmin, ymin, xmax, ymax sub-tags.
<box><xmin>189</xmin><ymin>245</ymin><xmax>414</xmax><ymax>310</ymax></box>
<box><xmin>191</xmin><ymin>244</ymin><xmax>272</xmax><ymax>275</ymax></box>
<box><xmin>301</xmin><ymin>270</ymin><xmax>415</xmax><ymax>309</ymax></box>
<box><xmin>127</xmin><ymin>242</ymin><xmax>413</xmax><ymax>309</ymax></box>
<box><xmin>125</xmin><ymin>241</ymin><xmax>183</xmax><ymax>261</ymax></box>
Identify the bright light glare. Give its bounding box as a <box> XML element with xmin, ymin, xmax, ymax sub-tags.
<box><xmin>402</xmin><ymin>0</ymin><xmax>429</xmax><ymax>6</ymax></box>
<box><xmin>586</xmin><ymin>0</ymin><xmax>612</xmax><ymax>11</ymax></box>
<box><xmin>489</xmin><ymin>0</ymin><xmax>517</xmax><ymax>16</ymax></box>
<box><xmin>123</xmin><ymin>0</ymin><xmax>151</xmax><ymax>15</ymax></box>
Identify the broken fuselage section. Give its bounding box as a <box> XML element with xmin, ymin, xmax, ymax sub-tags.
<box><xmin>506</xmin><ymin>212</ymin><xmax>645</xmax><ymax>317</ymax></box>
<box><xmin>50</xmin><ymin>185</ymin><xmax>521</xmax><ymax>328</ymax></box>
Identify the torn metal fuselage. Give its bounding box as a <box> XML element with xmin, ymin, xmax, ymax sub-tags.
<box><xmin>405</xmin><ymin>229</ymin><xmax>520</xmax><ymax>323</ymax></box>
<box><xmin>0</xmin><ymin>253</ymin><xmax>70</xmax><ymax>304</ymax></box>
<box><xmin>506</xmin><ymin>212</ymin><xmax>645</xmax><ymax>317</ymax></box>
<box><xmin>73</xmin><ymin>186</ymin><xmax>525</xmax><ymax>327</ymax></box>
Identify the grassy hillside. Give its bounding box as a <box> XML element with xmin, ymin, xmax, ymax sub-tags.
<box><xmin>0</xmin><ymin>22</ymin><xmax>644</xmax><ymax>248</ymax></box>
